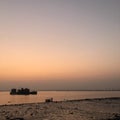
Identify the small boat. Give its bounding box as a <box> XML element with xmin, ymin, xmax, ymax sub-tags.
<box><xmin>45</xmin><ymin>98</ymin><xmax>53</xmax><ymax>103</ymax></box>
<box><xmin>10</xmin><ymin>88</ymin><xmax>37</xmax><ymax>95</ymax></box>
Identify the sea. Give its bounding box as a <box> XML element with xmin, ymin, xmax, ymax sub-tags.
<box><xmin>0</xmin><ymin>91</ymin><xmax>120</xmax><ymax>105</ymax></box>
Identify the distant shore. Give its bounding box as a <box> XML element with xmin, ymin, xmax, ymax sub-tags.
<box><xmin>1</xmin><ymin>90</ymin><xmax>120</xmax><ymax>92</ymax></box>
<box><xmin>0</xmin><ymin>97</ymin><xmax>120</xmax><ymax>120</ymax></box>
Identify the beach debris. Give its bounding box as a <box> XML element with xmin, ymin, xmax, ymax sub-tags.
<box><xmin>6</xmin><ymin>117</ymin><xmax>24</xmax><ymax>120</ymax></box>
<box><xmin>45</xmin><ymin>98</ymin><xmax>53</xmax><ymax>103</ymax></box>
<box><xmin>69</xmin><ymin>112</ymin><xmax>74</xmax><ymax>114</ymax></box>
<box><xmin>110</xmin><ymin>113</ymin><xmax>120</xmax><ymax>120</ymax></box>
<box><xmin>103</xmin><ymin>113</ymin><xmax>120</xmax><ymax>120</ymax></box>
<box><xmin>13</xmin><ymin>118</ymin><xmax>24</xmax><ymax>120</ymax></box>
<box><xmin>6</xmin><ymin>116</ymin><xmax>10</xmax><ymax>120</ymax></box>
<box><xmin>30</xmin><ymin>113</ymin><xmax>33</xmax><ymax>116</ymax></box>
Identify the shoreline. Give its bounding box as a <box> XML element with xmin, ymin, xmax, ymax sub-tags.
<box><xmin>0</xmin><ymin>97</ymin><xmax>120</xmax><ymax>120</ymax></box>
<box><xmin>0</xmin><ymin>97</ymin><xmax>120</xmax><ymax>106</ymax></box>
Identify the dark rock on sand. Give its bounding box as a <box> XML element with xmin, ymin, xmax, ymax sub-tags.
<box><xmin>6</xmin><ymin>117</ymin><xmax>24</xmax><ymax>120</ymax></box>
<box><xmin>105</xmin><ymin>114</ymin><xmax>120</xmax><ymax>120</ymax></box>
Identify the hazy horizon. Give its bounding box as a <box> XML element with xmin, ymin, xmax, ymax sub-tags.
<box><xmin>0</xmin><ymin>0</ymin><xmax>120</xmax><ymax>90</ymax></box>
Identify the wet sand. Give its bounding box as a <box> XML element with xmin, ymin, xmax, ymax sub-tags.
<box><xmin>0</xmin><ymin>97</ymin><xmax>120</xmax><ymax>120</ymax></box>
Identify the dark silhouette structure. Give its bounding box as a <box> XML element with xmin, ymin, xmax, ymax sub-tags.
<box><xmin>45</xmin><ymin>98</ymin><xmax>53</xmax><ymax>103</ymax></box>
<box><xmin>10</xmin><ymin>88</ymin><xmax>37</xmax><ymax>95</ymax></box>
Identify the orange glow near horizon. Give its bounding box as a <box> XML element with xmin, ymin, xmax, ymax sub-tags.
<box><xmin>0</xmin><ymin>50</ymin><xmax>119</xmax><ymax>81</ymax></box>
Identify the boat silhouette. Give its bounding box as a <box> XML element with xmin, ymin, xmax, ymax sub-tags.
<box><xmin>10</xmin><ymin>88</ymin><xmax>37</xmax><ymax>95</ymax></box>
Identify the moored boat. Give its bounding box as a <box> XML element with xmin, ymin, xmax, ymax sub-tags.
<box><xmin>10</xmin><ymin>88</ymin><xmax>37</xmax><ymax>95</ymax></box>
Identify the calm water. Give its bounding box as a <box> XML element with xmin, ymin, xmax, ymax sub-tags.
<box><xmin>0</xmin><ymin>91</ymin><xmax>120</xmax><ymax>105</ymax></box>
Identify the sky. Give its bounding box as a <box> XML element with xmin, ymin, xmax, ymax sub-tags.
<box><xmin>0</xmin><ymin>0</ymin><xmax>120</xmax><ymax>90</ymax></box>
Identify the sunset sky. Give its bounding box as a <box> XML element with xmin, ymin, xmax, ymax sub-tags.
<box><xmin>0</xmin><ymin>0</ymin><xmax>120</xmax><ymax>90</ymax></box>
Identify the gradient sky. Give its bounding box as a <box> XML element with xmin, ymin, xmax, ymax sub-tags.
<box><xmin>0</xmin><ymin>0</ymin><xmax>120</xmax><ymax>90</ymax></box>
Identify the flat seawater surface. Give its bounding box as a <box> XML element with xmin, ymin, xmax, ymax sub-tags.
<box><xmin>0</xmin><ymin>91</ymin><xmax>120</xmax><ymax>105</ymax></box>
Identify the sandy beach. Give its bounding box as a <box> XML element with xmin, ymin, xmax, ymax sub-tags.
<box><xmin>0</xmin><ymin>97</ymin><xmax>120</xmax><ymax>120</ymax></box>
